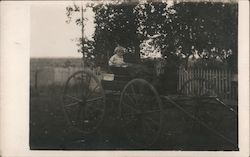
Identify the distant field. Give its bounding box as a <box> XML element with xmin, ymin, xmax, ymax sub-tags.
<box><xmin>30</xmin><ymin>58</ymin><xmax>84</xmax><ymax>87</ymax></box>
<box><xmin>30</xmin><ymin>57</ymin><xmax>83</xmax><ymax>69</ymax></box>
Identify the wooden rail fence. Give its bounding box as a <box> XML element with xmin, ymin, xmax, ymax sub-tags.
<box><xmin>30</xmin><ymin>67</ymin><xmax>102</xmax><ymax>88</ymax></box>
<box><xmin>178</xmin><ymin>67</ymin><xmax>238</xmax><ymax>101</ymax></box>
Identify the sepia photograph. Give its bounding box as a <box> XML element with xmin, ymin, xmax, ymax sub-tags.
<box><xmin>28</xmin><ymin>0</ymin><xmax>240</xmax><ymax>151</ymax></box>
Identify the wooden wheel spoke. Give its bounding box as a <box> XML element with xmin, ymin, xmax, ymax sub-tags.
<box><xmin>137</xmin><ymin>92</ymin><xmax>149</xmax><ymax>105</ymax></box>
<box><xmin>87</xmin><ymin>85</ymin><xmax>99</xmax><ymax>98</ymax></box>
<box><xmin>83</xmin><ymin>86</ymin><xmax>90</xmax><ymax>98</ymax></box>
<box><xmin>122</xmin><ymin>101</ymin><xmax>139</xmax><ymax>113</ymax></box>
<box><xmin>65</xmin><ymin>101</ymin><xmax>80</xmax><ymax>107</ymax></box>
<box><xmin>124</xmin><ymin>93</ymin><xmax>136</xmax><ymax>105</ymax></box>
<box><xmin>85</xmin><ymin>75</ymin><xmax>91</xmax><ymax>90</ymax></box>
<box><xmin>73</xmin><ymin>74</ymin><xmax>84</xmax><ymax>96</ymax></box>
<box><xmin>130</xmin><ymin>85</ymin><xmax>138</xmax><ymax>104</ymax></box>
<box><xmin>78</xmin><ymin>74</ymin><xmax>90</xmax><ymax>97</ymax></box>
<box><xmin>86</xmin><ymin>96</ymin><xmax>104</xmax><ymax>103</ymax></box>
<box><xmin>136</xmin><ymin>94</ymin><xmax>144</xmax><ymax>105</ymax></box>
<box><xmin>66</xmin><ymin>95</ymin><xmax>83</xmax><ymax>102</ymax></box>
<box><xmin>82</xmin><ymin>75</ymin><xmax>90</xmax><ymax>98</ymax></box>
<box><xmin>80</xmin><ymin>73</ymin><xmax>84</xmax><ymax>87</ymax></box>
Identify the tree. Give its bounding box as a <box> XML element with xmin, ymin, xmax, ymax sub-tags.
<box><xmin>66</xmin><ymin>1</ymin><xmax>238</xmax><ymax>70</ymax></box>
<box><xmin>92</xmin><ymin>2</ymin><xmax>141</xmax><ymax>66</ymax></box>
<box><xmin>171</xmin><ymin>2</ymin><xmax>238</xmax><ymax>61</ymax></box>
<box><xmin>135</xmin><ymin>1</ymin><xmax>237</xmax><ymax>61</ymax></box>
<box><xmin>66</xmin><ymin>2</ymin><xmax>94</xmax><ymax>64</ymax></box>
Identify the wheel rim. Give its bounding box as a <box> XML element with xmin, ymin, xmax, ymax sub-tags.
<box><xmin>179</xmin><ymin>78</ymin><xmax>218</xmax><ymax>97</ymax></box>
<box><xmin>119</xmin><ymin>79</ymin><xmax>163</xmax><ymax>148</ymax></box>
<box><xmin>62</xmin><ymin>70</ymin><xmax>105</xmax><ymax>134</ymax></box>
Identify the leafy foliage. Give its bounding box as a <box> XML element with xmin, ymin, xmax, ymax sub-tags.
<box><xmin>66</xmin><ymin>1</ymin><xmax>238</xmax><ymax>69</ymax></box>
<box><xmin>92</xmin><ymin>3</ymin><xmax>141</xmax><ymax>66</ymax></box>
<box><xmin>172</xmin><ymin>2</ymin><xmax>237</xmax><ymax>59</ymax></box>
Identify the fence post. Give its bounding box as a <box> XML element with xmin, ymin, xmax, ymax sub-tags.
<box><xmin>35</xmin><ymin>70</ymin><xmax>38</xmax><ymax>90</ymax></box>
<box><xmin>32</xmin><ymin>69</ymin><xmax>42</xmax><ymax>96</ymax></box>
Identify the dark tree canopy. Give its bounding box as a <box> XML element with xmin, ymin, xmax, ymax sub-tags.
<box><xmin>172</xmin><ymin>2</ymin><xmax>238</xmax><ymax>57</ymax></box>
<box><xmin>93</xmin><ymin>3</ymin><xmax>141</xmax><ymax>66</ymax></box>
<box><xmin>66</xmin><ymin>1</ymin><xmax>238</xmax><ymax>70</ymax></box>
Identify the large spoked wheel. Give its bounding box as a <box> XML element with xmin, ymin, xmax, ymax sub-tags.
<box><xmin>179</xmin><ymin>78</ymin><xmax>218</xmax><ymax>98</ymax></box>
<box><xmin>62</xmin><ymin>70</ymin><xmax>105</xmax><ymax>134</ymax></box>
<box><xmin>119</xmin><ymin>79</ymin><xmax>163</xmax><ymax>148</ymax></box>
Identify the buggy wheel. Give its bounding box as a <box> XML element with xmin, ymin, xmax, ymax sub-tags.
<box><xmin>179</xmin><ymin>78</ymin><xmax>218</xmax><ymax>98</ymax></box>
<box><xmin>62</xmin><ymin>70</ymin><xmax>105</xmax><ymax>134</ymax></box>
<box><xmin>119</xmin><ymin>79</ymin><xmax>163</xmax><ymax>148</ymax></box>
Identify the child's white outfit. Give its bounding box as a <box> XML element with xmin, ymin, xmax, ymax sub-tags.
<box><xmin>109</xmin><ymin>54</ymin><xmax>125</xmax><ymax>66</ymax></box>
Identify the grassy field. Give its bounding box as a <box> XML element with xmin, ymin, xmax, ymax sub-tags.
<box><xmin>30</xmin><ymin>57</ymin><xmax>83</xmax><ymax>68</ymax></box>
<box><xmin>30</xmin><ymin>84</ymin><xmax>238</xmax><ymax>151</ymax></box>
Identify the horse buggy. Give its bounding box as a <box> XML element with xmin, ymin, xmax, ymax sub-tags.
<box><xmin>62</xmin><ymin>57</ymin><xmax>238</xmax><ymax>149</ymax></box>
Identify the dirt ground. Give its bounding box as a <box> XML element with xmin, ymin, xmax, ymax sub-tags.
<box><xmin>30</xmin><ymin>85</ymin><xmax>238</xmax><ymax>151</ymax></box>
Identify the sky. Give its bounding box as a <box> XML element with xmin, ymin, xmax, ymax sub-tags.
<box><xmin>30</xmin><ymin>1</ymin><xmax>175</xmax><ymax>58</ymax></box>
<box><xmin>30</xmin><ymin>2</ymin><xmax>95</xmax><ymax>58</ymax></box>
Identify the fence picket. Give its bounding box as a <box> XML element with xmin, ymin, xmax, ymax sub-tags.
<box><xmin>229</xmin><ymin>70</ymin><xmax>232</xmax><ymax>100</ymax></box>
<box><xmin>225</xmin><ymin>69</ymin><xmax>229</xmax><ymax>99</ymax></box>
<box><xmin>215</xmin><ymin>69</ymin><xmax>218</xmax><ymax>96</ymax></box>
<box><xmin>178</xmin><ymin>67</ymin><xmax>237</xmax><ymax>101</ymax></box>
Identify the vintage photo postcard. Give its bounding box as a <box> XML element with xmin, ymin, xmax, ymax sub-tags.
<box><xmin>0</xmin><ymin>0</ymin><xmax>249</xmax><ymax>157</ymax></box>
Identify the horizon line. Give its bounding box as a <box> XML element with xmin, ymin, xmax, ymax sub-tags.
<box><xmin>30</xmin><ymin>56</ymin><xmax>83</xmax><ymax>59</ymax></box>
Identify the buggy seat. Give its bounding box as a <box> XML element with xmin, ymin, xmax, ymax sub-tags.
<box><xmin>101</xmin><ymin>65</ymin><xmax>133</xmax><ymax>92</ymax></box>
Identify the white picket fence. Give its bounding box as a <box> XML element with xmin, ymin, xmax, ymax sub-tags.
<box><xmin>178</xmin><ymin>67</ymin><xmax>238</xmax><ymax>101</ymax></box>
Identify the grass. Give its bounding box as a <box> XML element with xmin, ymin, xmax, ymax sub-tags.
<box><xmin>30</xmin><ymin>84</ymin><xmax>238</xmax><ymax>150</ymax></box>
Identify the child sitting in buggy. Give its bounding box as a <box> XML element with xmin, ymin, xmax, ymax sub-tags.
<box><xmin>109</xmin><ymin>46</ymin><xmax>127</xmax><ymax>66</ymax></box>
<box><xmin>108</xmin><ymin>46</ymin><xmax>151</xmax><ymax>80</ymax></box>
